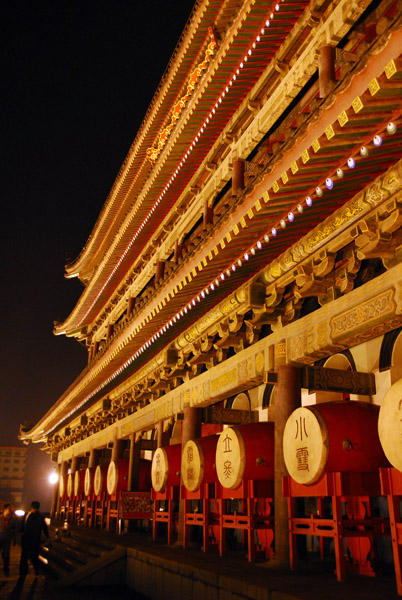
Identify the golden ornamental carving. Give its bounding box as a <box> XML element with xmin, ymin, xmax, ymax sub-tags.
<box><xmin>335</xmin><ymin>317</ymin><xmax>402</xmax><ymax>349</ymax></box>
<box><xmin>305</xmin><ymin>200</ymin><xmax>363</xmax><ymax>251</ymax></box>
<box><xmin>210</xmin><ymin>368</ymin><xmax>237</xmax><ymax>394</ymax></box>
<box><xmin>289</xmin><ymin>334</ymin><xmax>304</xmax><ymax>361</ymax></box>
<box><xmin>255</xmin><ymin>352</ymin><xmax>264</xmax><ymax>374</ymax></box>
<box><xmin>176</xmin><ymin>289</ymin><xmax>245</xmax><ymax>349</ymax></box>
<box><xmin>331</xmin><ymin>288</ymin><xmax>395</xmax><ymax>340</ymax></box>
<box><xmin>146</xmin><ymin>28</ymin><xmax>217</xmax><ymax>164</ymax></box>
<box><xmin>316</xmin><ymin>320</ymin><xmax>329</xmax><ymax>348</ymax></box>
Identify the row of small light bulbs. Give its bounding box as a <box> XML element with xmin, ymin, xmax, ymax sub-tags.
<box><xmin>51</xmin><ymin>4</ymin><xmax>288</xmax><ymax>424</ymax></box>
<box><xmin>54</xmin><ymin>123</ymin><xmax>398</xmax><ymax>435</ymax></box>
<box><xmin>126</xmin><ymin>120</ymin><xmax>399</xmax><ymax>362</ymax></box>
<box><xmin>73</xmin><ymin>1</ymin><xmax>285</xmax><ymax>329</ymax></box>
<box><xmin>245</xmin><ymin>121</ymin><xmax>398</xmax><ymax>250</ymax></box>
<box><xmin>128</xmin><ymin>0</ymin><xmax>285</xmax><ymax>238</ymax></box>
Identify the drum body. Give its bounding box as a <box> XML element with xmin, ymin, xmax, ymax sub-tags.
<box><xmin>151</xmin><ymin>444</ymin><xmax>182</xmax><ymax>493</ymax></box>
<box><xmin>215</xmin><ymin>422</ymin><xmax>275</xmax><ymax>490</ymax></box>
<box><xmin>283</xmin><ymin>400</ymin><xmax>388</xmax><ymax>485</ymax></box>
<box><xmin>182</xmin><ymin>434</ymin><xmax>219</xmax><ymax>492</ymax></box>
<box><xmin>107</xmin><ymin>459</ymin><xmax>128</xmax><ymax>496</ymax></box>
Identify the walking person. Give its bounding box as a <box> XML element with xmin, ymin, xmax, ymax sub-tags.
<box><xmin>19</xmin><ymin>501</ymin><xmax>49</xmax><ymax>578</ymax></box>
<box><xmin>0</xmin><ymin>503</ymin><xmax>17</xmax><ymax>576</ymax></box>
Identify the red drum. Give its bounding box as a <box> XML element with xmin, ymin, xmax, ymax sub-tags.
<box><xmin>215</xmin><ymin>423</ymin><xmax>275</xmax><ymax>490</ymax></box>
<box><xmin>107</xmin><ymin>459</ymin><xmax>152</xmax><ymax>495</ymax></box>
<box><xmin>84</xmin><ymin>467</ymin><xmax>96</xmax><ymax>497</ymax></box>
<box><xmin>182</xmin><ymin>434</ymin><xmax>219</xmax><ymax>492</ymax></box>
<box><xmin>283</xmin><ymin>400</ymin><xmax>388</xmax><ymax>485</ymax></box>
<box><xmin>93</xmin><ymin>465</ymin><xmax>108</xmax><ymax>496</ymax></box>
<box><xmin>107</xmin><ymin>459</ymin><xmax>128</xmax><ymax>496</ymax></box>
<box><xmin>73</xmin><ymin>469</ymin><xmax>86</xmax><ymax>497</ymax></box>
<box><xmin>151</xmin><ymin>444</ymin><xmax>182</xmax><ymax>493</ymax></box>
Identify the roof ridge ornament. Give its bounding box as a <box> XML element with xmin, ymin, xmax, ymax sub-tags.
<box><xmin>146</xmin><ymin>27</ymin><xmax>217</xmax><ymax>165</ymax></box>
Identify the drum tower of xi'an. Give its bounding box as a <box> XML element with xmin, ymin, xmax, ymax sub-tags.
<box><xmin>20</xmin><ymin>0</ymin><xmax>402</xmax><ymax>596</ymax></box>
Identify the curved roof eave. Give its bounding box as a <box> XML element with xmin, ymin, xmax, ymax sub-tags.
<box><xmin>55</xmin><ymin>0</ymin><xmax>307</xmax><ymax>336</ymax></box>
<box><xmin>63</xmin><ymin>0</ymin><xmax>213</xmax><ymax>284</ymax></box>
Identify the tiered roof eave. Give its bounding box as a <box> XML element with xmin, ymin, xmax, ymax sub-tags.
<box><xmin>54</xmin><ymin>0</ymin><xmax>314</xmax><ymax>337</ymax></box>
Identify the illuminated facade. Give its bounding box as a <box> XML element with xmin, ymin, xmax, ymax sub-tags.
<box><xmin>20</xmin><ymin>0</ymin><xmax>402</xmax><ymax>593</ymax></box>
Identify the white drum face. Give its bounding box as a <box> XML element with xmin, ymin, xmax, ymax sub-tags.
<box><xmin>73</xmin><ymin>470</ymin><xmax>80</xmax><ymax>496</ymax></box>
<box><xmin>283</xmin><ymin>406</ymin><xmax>329</xmax><ymax>485</ymax></box>
<box><xmin>182</xmin><ymin>439</ymin><xmax>204</xmax><ymax>492</ymax></box>
<box><xmin>84</xmin><ymin>468</ymin><xmax>92</xmax><ymax>496</ymax></box>
<box><xmin>215</xmin><ymin>427</ymin><xmax>245</xmax><ymax>490</ymax></box>
<box><xmin>107</xmin><ymin>461</ymin><xmax>117</xmax><ymax>495</ymax></box>
<box><xmin>66</xmin><ymin>473</ymin><xmax>73</xmax><ymax>497</ymax></box>
<box><xmin>94</xmin><ymin>465</ymin><xmax>103</xmax><ymax>496</ymax></box>
<box><xmin>151</xmin><ymin>447</ymin><xmax>169</xmax><ymax>493</ymax></box>
<box><xmin>378</xmin><ymin>378</ymin><xmax>402</xmax><ymax>471</ymax></box>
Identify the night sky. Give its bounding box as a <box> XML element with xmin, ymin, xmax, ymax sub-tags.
<box><xmin>1</xmin><ymin>0</ymin><xmax>196</xmax><ymax>448</ymax></box>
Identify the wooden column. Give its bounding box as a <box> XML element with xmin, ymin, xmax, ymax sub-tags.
<box><xmin>88</xmin><ymin>449</ymin><xmax>101</xmax><ymax>469</ymax></box>
<box><xmin>155</xmin><ymin>260</ymin><xmax>165</xmax><ymax>284</ymax></box>
<box><xmin>127</xmin><ymin>296</ymin><xmax>135</xmax><ymax>316</ymax></box>
<box><xmin>111</xmin><ymin>438</ymin><xmax>125</xmax><ymax>462</ymax></box>
<box><xmin>204</xmin><ymin>197</ymin><xmax>213</xmax><ymax>226</ymax></box>
<box><xmin>319</xmin><ymin>45</ymin><xmax>336</xmax><ymax>97</ymax></box>
<box><xmin>71</xmin><ymin>456</ymin><xmax>81</xmax><ymax>473</ymax></box>
<box><xmin>177</xmin><ymin>407</ymin><xmax>202</xmax><ymax>545</ymax></box>
<box><xmin>156</xmin><ymin>422</ymin><xmax>164</xmax><ymax>449</ymax></box>
<box><xmin>174</xmin><ymin>239</ymin><xmax>182</xmax><ymax>263</ymax></box>
<box><xmin>232</xmin><ymin>159</ymin><xmax>245</xmax><ymax>196</ymax></box>
<box><xmin>127</xmin><ymin>433</ymin><xmax>141</xmax><ymax>492</ymax></box>
<box><xmin>273</xmin><ymin>342</ymin><xmax>302</xmax><ymax>566</ymax></box>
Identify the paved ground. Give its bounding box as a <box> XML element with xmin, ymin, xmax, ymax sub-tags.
<box><xmin>0</xmin><ymin>543</ymin><xmax>146</xmax><ymax>599</ymax></box>
<box><xmin>0</xmin><ymin>527</ymin><xmax>400</xmax><ymax>599</ymax></box>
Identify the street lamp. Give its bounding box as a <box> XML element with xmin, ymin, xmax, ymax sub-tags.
<box><xmin>48</xmin><ymin>472</ymin><xmax>59</xmax><ymax>485</ymax></box>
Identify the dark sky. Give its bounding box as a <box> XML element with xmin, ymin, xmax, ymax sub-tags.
<box><xmin>1</xmin><ymin>0</ymin><xmax>196</xmax><ymax>447</ymax></box>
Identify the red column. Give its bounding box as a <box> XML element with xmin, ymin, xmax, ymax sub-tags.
<box><xmin>274</xmin><ymin>342</ymin><xmax>302</xmax><ymax>566</ymax></box>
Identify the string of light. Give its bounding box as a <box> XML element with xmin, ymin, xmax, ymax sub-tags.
<box><xmin>71</xmin><ymin>0</ymin><xmax>285</xmax><ymax>330</ymax></box>
<box><xmin>48</xmin><ymin>119</ymin><xmax>398</xmax><ymax>437</ymax></box>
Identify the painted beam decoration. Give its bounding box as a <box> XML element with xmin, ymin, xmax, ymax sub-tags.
<box><xmin>146</xmin><ymin>27</ymin><xmax>217</xmax><ymax>164</ymax></box>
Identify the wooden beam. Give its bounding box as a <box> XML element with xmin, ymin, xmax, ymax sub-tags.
<box><xmin>202</xmin><ymin>406</ymin><xmax>258</xmax><ymax>425</ymax></box>
<box><xmin>265</xmin><ymin>366</ymin><xmax>375</xmax><ymax>395</ymax></box>
<box><xmin>302</xmin><ymin>366</ymin><xmax>376</xmax><ymax>395</ymax></box>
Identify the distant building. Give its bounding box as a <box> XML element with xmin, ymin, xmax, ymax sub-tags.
<box><xmin>0</xmin><ymin>446</ymin><xmax>27</xmax><ymax>507</ymax></box>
